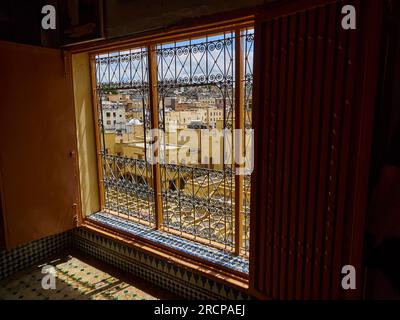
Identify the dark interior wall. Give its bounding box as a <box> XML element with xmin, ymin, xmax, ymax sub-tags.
<box><xmin>364</xmin><ymin>0</ymin><xmax>400</xmax><ymax>300</ymax></box>
<box><xmin>0</xmin><ymin>0</ymin><xmax>268</xmax><ymax>48</ymax></box>
<box><xmin>103</xmin><ymin>0</ymin><xmax>265</xmax><ymax>39</ymax></box>
<box><xmin>369</xmin><ymin>0</ymin><xmax>400</xmax><ymax>190</ymax></box>
<box><xmin>0</xmin><ymin>192</ymin><xmax>4</xmax><ymax>249</ymax></box>
<box><xmin>0</xmin><ymin>0</ymin><xmax>43</xmax><ymax>46</ymax></box>
<box><xmin>0</xmin><ymin>0</ymin><xmax>58</xmax><ymax>47</ymax></box>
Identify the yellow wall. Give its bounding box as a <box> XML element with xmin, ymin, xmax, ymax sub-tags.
<box><xmin>121</xmin><ymin>145</ymin><xmax>144</xmax><ymax>159</ymax></box>
<box><xmin>104</xmin><ymin>132</ymin><xmax>117</xmax><ymax>154</ymax></box>
<box><xmin>72</xmin><ymin>52</ymin><xmax>100</xmax><ymax>217</ymax></box>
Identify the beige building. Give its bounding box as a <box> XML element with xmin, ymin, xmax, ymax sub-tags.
<box><xmin>165</xmin><ymin>107</ymin><xmax>223</xmax><ymax>129</ymax></box>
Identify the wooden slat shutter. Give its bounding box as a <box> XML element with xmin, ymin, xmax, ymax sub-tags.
<box><xmin>250</xmin><ymin>0</ymin><xmax>383</xmax><ymax>299</ymax></box>
<box><xmin>0</xmin><ymin>42</ymin><xmax>80</xmax><ymax>249</ymax></box>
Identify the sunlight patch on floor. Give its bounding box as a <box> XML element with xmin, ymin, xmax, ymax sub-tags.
<box><xmin>0</xmin><ymin>254</ymin><xmax>173</xmax><ymax>300</ymax></box>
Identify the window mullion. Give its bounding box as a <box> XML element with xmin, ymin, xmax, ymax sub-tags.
<box><xmin>234</xmin><ymin>29</ymin><xmax>245</xmax><ymax>255</ymax></box>
<box><xmin>147</xmin><ymin>44</ymin><xmax>163</xmax><ymax>229</ymax></box>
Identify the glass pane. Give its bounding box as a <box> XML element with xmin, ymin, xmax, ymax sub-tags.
<box><xmin>156</xmin><ymin>32</ymin><xmax>236</xmax><ymax>250</ymax></box>
<box><xmin>95</xmin><ymin>48</ymin><xmax>155</xmax><ymax>226</ymax></box>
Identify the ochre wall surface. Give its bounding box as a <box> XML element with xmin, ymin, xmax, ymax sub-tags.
<box><xmin>0</xmin><ymin>41</ymin><xmax>79</xmax><ymax>248</ymax></box>
<box><xmin>72</xmin><ymin>53</ymin><xmax>100</xmax><ymax>218</ymax></box>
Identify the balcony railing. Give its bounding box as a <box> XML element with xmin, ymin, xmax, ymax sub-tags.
<box><xmin>102</xmin><ymin>154</ymin><xmax>155</xmax><ymax>226</ymax></box>
<box><xmin>101</xmin><ymin>153</ymin><xmax>250</xmax><ymax>255</ymax></box>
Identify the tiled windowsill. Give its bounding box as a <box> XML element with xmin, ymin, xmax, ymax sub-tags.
<box><xmin>86</xmin><ymin>212</ymin><xmax>249</xmax><ymax>275</ymax></box>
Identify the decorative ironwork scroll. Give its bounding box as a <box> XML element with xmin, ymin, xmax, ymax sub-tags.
<box><xmin>94</xmin><ymin>29</ymin><xmax>253</xmax><ymax>257</ymax></box>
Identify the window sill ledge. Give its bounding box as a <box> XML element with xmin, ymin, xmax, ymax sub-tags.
<box><xmin>81</xmin><ymin>212</ymin><xmax>249</xmax><ymax>292</ymax></box>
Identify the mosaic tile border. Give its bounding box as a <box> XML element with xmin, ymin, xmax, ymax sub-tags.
<box><xmin>0</xmin><ymin>219</ymin><xmax>250</xmax><ymax>299</ymax></box>
<box><xmin>72</xmin><ymin>227</ymin><xmax>251</xmax><ymax>300</ymax></box>
<box><xmin>0</xmin><ymin>232</ymin><xmax>72</xmax><ymax>280</ymax></box>
<box><xmin>87</xmin><ymin>212</ymin><xmax>249</xmax><ymax>274</ymax></box>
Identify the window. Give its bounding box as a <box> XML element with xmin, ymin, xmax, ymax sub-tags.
<box><xmin>93</xmin><ymin>27</ymin><xmax>254</xmax><ymax>265</ymax></box>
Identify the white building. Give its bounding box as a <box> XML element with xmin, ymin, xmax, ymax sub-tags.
<box><xmin>164</xmin><ymin>106</ymin><xmax>223</xmax><ymax>129</ymax></box>
<box><xmin>101</xmin><ymin>100</ymin><xmax>127</xmax><ymax>132</ymax></box>
<box><xmin>198</xmin><ymin>95</ymin><xmax>216</xmax><ymax>106</ymax></box>
<box><xmin>126</xmin><ymin>118</ymin><xmax>142</xmax><ymax>134</ymax></box>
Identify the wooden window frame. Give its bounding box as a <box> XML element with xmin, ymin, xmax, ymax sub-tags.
<box><xmin>78</xmin><ymin>18</ymin><xmax>255</xmax><ymax>291</ymax></box>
